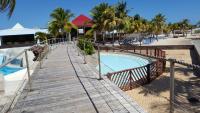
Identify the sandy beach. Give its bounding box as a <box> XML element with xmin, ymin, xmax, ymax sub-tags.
<box><xmin>126</xmin><ymin>38</ymin><xmax>200</xmax><ymax>113</ymax></box>
<box><xmin>150</xmin><ymin>37</ymin><xmax>192</xmax><ymax>46</ymax></box>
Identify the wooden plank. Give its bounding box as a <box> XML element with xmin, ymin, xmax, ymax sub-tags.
<box><xmin>9</xmin><ymin>44</ymin><xmax>145</xmax><ymax>113</ymax></box>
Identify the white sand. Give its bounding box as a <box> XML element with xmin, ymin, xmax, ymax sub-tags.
<box><xmin>150</xmin><ymin>37</ymin><xmax>192</xmax><ymax>45</ymax></box>
<box><xmin>126</xmin><ymin>49</ymin><xmax>199</xmax><ymax>113</ymax></box>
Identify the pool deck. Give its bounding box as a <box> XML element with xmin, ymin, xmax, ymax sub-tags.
<box><xmin>8</xmin><ymin>44</ymin><xmax>145</xmax><ymax>113</ymax></box>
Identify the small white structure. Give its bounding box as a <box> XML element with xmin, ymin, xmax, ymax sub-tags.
<box><xmin>0</xmin><ymin>23</ymin><xmax>47</xmax><ymax>47</ymax></box>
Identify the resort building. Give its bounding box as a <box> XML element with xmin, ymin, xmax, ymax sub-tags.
<box><xmin>0</xmin><ymin>23</ymin><xmax>47</xmax><ymax>48</ymax></box>
<box><xmin>71</xmin><ymin>14</ymin><xmax>93</xmax><ymax>36</ymax></box>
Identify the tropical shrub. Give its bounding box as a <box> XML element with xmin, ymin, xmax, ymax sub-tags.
<box><xmin>194</xmin><ymin>29</ymin><xmax>200</xmax><ymax>34</ymax></box>
<box><xmin>77</xmin><ymin>37</ymin><xmax>95</xmax><ymax>55</ymax></box>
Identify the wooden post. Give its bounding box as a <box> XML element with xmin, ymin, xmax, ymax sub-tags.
<box><xmin>150</xmin><ymin>49</ymin><xmax>152</xmax><ymax>56</ymax></box>
<box><xmin>170</xmin><ymin>59</ymin><xmax>175</xmax><ymax>113</ymax></box>
<box><xmin>25</xmin><ymin>50</ymin><xmax>32</xmax><ymax>91</ymax></box>
<box><xmin>112</xmin><ymin>44</ymin><xmax>115</xmax><ymax>52</ymax></box>
<box><xmin>147</xmin><ymin>64</ymin><xmax>151</xmax><ymax>83</ymax></box>
<box><xmin>106</xmin><ymin>47</ymin><xmax>108</xmax><ymax>52</ymax></box>
<box><xmin>97</xmin><ymin>44</ymin><xmax>102</xmax><ymax>80</ymax></box>
<box><xmin>163</xmin><ymin>51</ymin><xmax>166</xmax><ymax>71</ymax></box>
<box><xmin>129</xmin><ymin>70</ymin><xmax>133</xmax><ymax>90</ymax></box>
<box><xmin>39</xmin><ymin>52</ymin><xmax>42</xmax><ymax>69</ymax></box>
<box><xmin>146</xmin><ymin>48</ymin><xmax>148</xmax><ymax>55</ymax></box>
<box><xmin>83</xmin><ymin>40</ymin><xmax>86</xmax><ymax>64</ymax></box>
<box><xmin>45</xmin><ymin>49</ymin><xmax>48</xmax><ymax>59</ymax></box>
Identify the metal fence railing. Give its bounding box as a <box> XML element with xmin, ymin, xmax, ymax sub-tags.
<box><xmin>0</xmin><ymin>38</ymin><xmax>67</xmax><ymax>113</ymax></box>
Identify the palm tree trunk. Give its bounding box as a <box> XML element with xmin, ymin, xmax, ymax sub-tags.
<box><xmin>77</xmin><ymin>29</ymin><xmax>78</xmax><ymax>38</ymax></box>
<box><xmin>102</xmin><ymin>32</ymin><xmax>105</xmax><ymax>43</ymax></box>
<box><xmin>66</xmin><ymin>33</ymin><xmax>68</xmax><ymax>41</ymax></box>
<box><xmin>94</xmin><ymin>31</ymin><xmax>97</xmax><ymax>43</ymax></box>
<box><xmin>69</xmin><ymin>32</ymin><xmax>71</xmax><ymax>41</ymax></box>
<box><xmin>183</xmin><ymin>30</ymin><xmax>185</xmax><ymax>37</ymax></box>
<box><xmin>156</xmin><ymin>35</ymin><xmax>158</xmax><ymax>41</ymax></box>
<box><xmin>186</xmin><ymin>32</ymin><xmax>187</xmax><ymax>38</ymax></box>
<box><xmin>112</xmin><ymin>33</ymin><xmax>114</xmax><ymax>45</ymax></box>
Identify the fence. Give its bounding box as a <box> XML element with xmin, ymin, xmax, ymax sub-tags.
<box><xmin>95</xmin><ymin>45</ymin><xmax>166</xmax><ymax>91</ymax></box>
<box><xmin>73</xmin><ymin>40</ymin><xmax>200</xmax><ymax>113</ymax></box>
<box><xmin>0</xmin><ymin>38</ymin><xmax>66</xmax><ymax>113</ymax></box>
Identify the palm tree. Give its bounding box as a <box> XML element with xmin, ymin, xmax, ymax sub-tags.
<box><xmin>0</xmin><ymin>0</ymin><xmax>15</xmax><ymax>17</ymax></box>
<box><xmin>179</xmin><ymin>19</ymin><xmax>190</xmax><ymax>37</ymax></box>
<box><xmin>50</xmin><ymin>8</ymin><xmax>74</xmax><ymax>39</ymax></box>
<box><xmin>103</xmin><ymin>7</ymin><xmax>119</xmax><ymax>32</ymax></box>
<box><xmin>188</xmin><ymin>24</ymin><xmax>195</xmax><ymax>35</ymax></box>
<box><xmin>152</xmin><ymin>13</ymin><xmax>166</xmax><ymax>40</ymax></box>
<box><xmin>64</xmin><ymin>22</ymin><xmax>77</xmax><ymax>41</ymax></box>
<box><xmin>48</xmin><ymin>21</ymin><xmax>60</xmax><ymax>38</ymax></box>
<box><xmin>163</xmin><ymin>23</ymin><xmax>171</xmax><ymax>37</ymax></box>
<box><xmin>115</xmin><ymin>1</ymin><xmax>128</xmax><ymax>18</ymax></box>
<box><xmin>134</xmin><ymin>18</ymin><xmax>149</xmax><ymax>45</ymax></box>
<box><xmin>103</xmin><ymin>6</ymin><xmax>121</xmax><ymax>44</ymax></box>
<box><xmin>169</xmin><ymin>23</ymin><xmax>179</xmax><ymax>37</ymax></box>
<box><xmin>35</xmin><ymin>32</ymin><xmax>48</xmax><ymax>44</ymax></box>
<box><xmin>91</xmin><ymin>3</ymin><xmax>110</xmax><ymax>42</ymax></box>
<box><xmin>133</xmin><ymin>19</ymin><xmax>143</xmax><ymax>33</ymax></box>
<box><xmin>115</xmin><ymin>1</ymin><xmax>129</xmax><ymax>39</ymax></box>
<box><xmin>123</xmin><ymin>16</ymin><xmax>133</xmax><ymax>33</ymax></box>
<box><xmin>133</xmin><ymin>14</ymin><xmax>141</xmax><ymax>21</ymax></box>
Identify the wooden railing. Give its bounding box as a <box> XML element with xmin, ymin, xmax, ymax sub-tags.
<box><xmin>98</xmin><ymin>45</ymin><xmax>166</xmax><ymax>58</ymax></box>
<box><xmin>106</xmin><ymin>60</ymin><xmax>164</xmax><ymax>91</ymax></box>
<box><xmin>101</xmin><ymin>45</ymin><xmax>166</xmax><ymax>91</ymax></box>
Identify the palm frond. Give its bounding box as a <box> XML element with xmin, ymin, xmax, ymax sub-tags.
<box><xmin>0</xmin><ymin>0</ymin><xmax>16</xmax><ymax>18</ymax></box>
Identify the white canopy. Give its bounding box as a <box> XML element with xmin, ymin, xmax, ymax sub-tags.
<box><xmin>0</xmin><ymin>23</ymin><xmax>48</xmax><ymax>36</ymax></box>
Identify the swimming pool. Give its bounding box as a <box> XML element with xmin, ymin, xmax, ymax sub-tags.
<box><xmin>0</xmin><ymin>66</ymin><xmax>23</xmax><ymax>76</ymax></box>
<box><xmin>97</xmin><ymin>53</ymin><xmax>150</xmax><ymax>75</ymax></box>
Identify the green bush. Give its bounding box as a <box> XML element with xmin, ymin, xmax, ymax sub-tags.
<box><xmin>77</xmin><ymin>37</ymin><xmax>95</xmax><ymax>55</ymax></box>
<box><xmin>194</xmin><ymin>29</ymin><xmax>200</xmax><ymax>34</ymax></box>
<box><xmin>77</xmin><ymin>37</ymin><xmax>85</xmax><ymax>50</ymax></box>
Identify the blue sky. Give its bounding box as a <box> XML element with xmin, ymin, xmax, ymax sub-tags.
<box><xmin>0</xmin><ymin>0</ymin><xmax>200</xmax><ymax>29</ymax></box>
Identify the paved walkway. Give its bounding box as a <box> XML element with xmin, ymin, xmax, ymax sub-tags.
<box><xmin>9</xmin><ymin>44</ymin><xmax>145</xmax><ymax>113</ymax></box>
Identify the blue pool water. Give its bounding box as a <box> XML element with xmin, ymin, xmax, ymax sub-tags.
<box><xmin>0</xmin><ymin>66</ymin><xmax>22</xmax><ymax>76</ymax></box>
<box><xmin>97</xmin><ymin>53</ymin><xmax>150</xmax><ymax>75</ymax></box>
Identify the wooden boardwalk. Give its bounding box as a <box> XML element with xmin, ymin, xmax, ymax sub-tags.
<box><xmin>9</xmin><ymin>44</ymin><xmax>145</xmax><ymax>113</ymax></box>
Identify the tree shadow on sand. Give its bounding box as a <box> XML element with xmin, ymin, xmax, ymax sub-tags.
<box><xmin>135</xmin><ymin>65</ymin><xmax>200</xmax><ymax>112</ymax></box>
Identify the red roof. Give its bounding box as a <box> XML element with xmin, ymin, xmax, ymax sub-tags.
<box><xmin>72</xmin><ymin>14</ymin><xmax>93</xmax><ymax>27</ymax></box>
